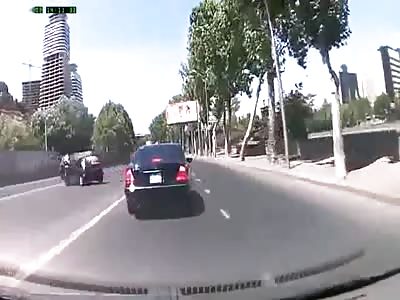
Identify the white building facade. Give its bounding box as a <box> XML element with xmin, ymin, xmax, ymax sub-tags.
<box><xmin>39</xmin><ymin>14</ymin><xmax>71</xmax><ymax>109</ymax></box>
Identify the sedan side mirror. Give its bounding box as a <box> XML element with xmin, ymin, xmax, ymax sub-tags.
<box><xmin>186</xmin><ymin>157</ymin><xmax>193</xmax><ymax>164</ymax></box>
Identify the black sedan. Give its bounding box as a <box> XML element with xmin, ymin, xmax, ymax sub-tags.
<box><xmin>124</xmin><ymin>143</ymin><xmax>193</xmax><ymax>218</ymax></box>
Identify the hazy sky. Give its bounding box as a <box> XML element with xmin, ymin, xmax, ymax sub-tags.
<box><xmin>0</xmin><ymin>0</ymin><xmax>399</xmax><ymax>133</ymax></box>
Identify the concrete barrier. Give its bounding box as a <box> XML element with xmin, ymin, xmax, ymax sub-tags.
<box><xmin>0</xmin><ymin>150</ymin><xmax>134</xmax><ymax>187</ymax></box>
<box><xmin>297</xmin><ymin>129</ymin><xmax>400</xmax><ymax>171</ymax></box>
<box><xmin>0</xmin><ymin>151</ymin><xmax>60</xmax><ymax>187</ymax></box>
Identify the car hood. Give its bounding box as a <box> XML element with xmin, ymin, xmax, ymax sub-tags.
<box><xmin>1</xmin><ymin>247</ymin><xmax>400</xmax><ymax>300</ymax></box>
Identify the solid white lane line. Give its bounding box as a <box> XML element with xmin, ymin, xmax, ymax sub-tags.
<box><xmin>14</xmin><ymin>195</ymin><xmax>125</xmax><ymax>283</ymax></box>
<box><xmin>0</xmin><ymin>177</ymin><xmax>59</xmax><ymax>191</ymax></box>
<box><xmin>204</xmin><ymin>189</ymin><xmax>211</xmax><ymax>194</ymax></box>
<box><xmin>0</xmin><ymin>183</ymin><xmax>63</xmax><ymax>202</ymax></box>
<box><xmin>220</xmin><ymin>209</ymin><xmax>231</xmax><ymax>219</ymax></box>
<box><xmin>195</xmin><ymin>178</ymin><xmax>201</xmax><ymax>182</ymax></box>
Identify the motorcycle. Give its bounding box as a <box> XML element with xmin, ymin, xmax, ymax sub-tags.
<box><xmin>61</xmin><ymin>162</ymin><xmax>73</xmax><ymax>186</ymax></box>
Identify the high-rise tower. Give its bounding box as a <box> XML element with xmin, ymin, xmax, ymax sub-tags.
<box><xmin>39</xmin><ymin>14</ymin><xmax>71</xmax><ymax>109</ymax></box>
<box><xmin>69</xmin><ymin>63</ymin><xmax>83</xmax><ymax>102</ymax></box>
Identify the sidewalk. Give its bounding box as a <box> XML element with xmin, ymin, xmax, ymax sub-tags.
<box><xmin>196</xmin><ymin>154</ymin><xmax>400</xmax><ymax>203</ymax></box>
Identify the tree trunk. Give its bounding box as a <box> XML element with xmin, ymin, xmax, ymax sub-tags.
<box><xmin>212</xmin><ymin>123</ymin><xmax>217</xmax><ymax>157</ymax></box>
<box><xmin>266</xmin><ymin>71</ymin><xmax>276</xmax><ymax>161</ymax></box>
<box><xmin>208</xmin><ymin>127</ymin><xmax>212</xmax><ymax>156</ymax></box>
<box><xmin>264</xmin><ymin>0</ymin><xmax>290</xmax><ymax>168</ymax></box>
<box><xmin>240</xmin><ymin>74</ymin><xmax>264</xmax><ymax>161</ymax></box>
<box><xmin>227</xmin><ymin>98</ymin><xmax>232</xmax><ymax>155</ymax></box>
<box><xmin>325</xmin><ymin>51</ymin><xmax>347</xmax><ymax>179</ymax></box>
<box><xmin>197</xmin><ymin>122</ymin><xmax>202</xmax><ymax>156</ymax></box>
<box><xmin>204</xmin><ymin>123</ymin><xmax>208</xmax><ymax>156</ymax></box>
<box><xmin>199</xmin><ymin>123</ymin><xmax>204</xmax><ymax>156</ymax></box>
<box><xmin>194</xmin><ymin>130</ymin><xmax>198</xmax><ymax>155</ymax></box>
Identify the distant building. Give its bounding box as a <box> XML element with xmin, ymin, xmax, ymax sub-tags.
<box><xmin>39</xmin><ymin>14</ymin><xmax>71</xmax><ymax>109</ymax></box>
<box><xmin>69</xmin><ymin>63</ymin><xmax>83</xmax><ymax>102</ymax></box>
<box><xmin>339</xmin><ymin>65</ymin><xmax>360</xmax><ymax>103</ymax></box>
<box><xmin>378</xmin><ymin>46</ymin><xmax>400</xmax><ymax>98</ymax></box>
<box><xmin>22</xmin><ymin>80</ymin><xmax>41</xmax><ymax>110</ymax></box>
<box><xmin>0</xmin><ymin>81</ymin><xmax>13</xmax><ymax>103</ymax></box>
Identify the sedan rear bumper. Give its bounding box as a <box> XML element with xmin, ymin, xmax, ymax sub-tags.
<box><xmin>128</xmin><ymin>183</ymin><xmax>188</xmax><ymax>191</ymax></box>
<box><xmin>125</xmin><ymin>183</ymin><xmax>189</xmax><ymax>198</ymax></box>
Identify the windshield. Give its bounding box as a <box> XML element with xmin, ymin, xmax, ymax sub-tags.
<box><xmin>1</xmin><ymin>0</ymin><xmax>400</xmax><ymax>299</ymax></box>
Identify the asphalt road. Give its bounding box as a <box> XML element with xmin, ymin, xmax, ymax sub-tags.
<box><xmin>1</xmin><ymin>160</ymin><xmax>400</xmax><ymax>295</ymax></box>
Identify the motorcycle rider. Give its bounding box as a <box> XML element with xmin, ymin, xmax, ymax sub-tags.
<box><xmin>60</xmin><ymin>153</ymin><xmax>71</xmax><ymax>179</ymax></box>
<box><xmin>80</xmin><ymin>155</ymin><xmax>87</xmax><ymax>172</ymax></box>
<box><xmin>63</xmin><ymin>153</ymin><xmax>71</xmax><ymax>165</ymax></box>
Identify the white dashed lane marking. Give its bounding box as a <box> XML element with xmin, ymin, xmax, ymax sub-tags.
<box><xmin>195</xmin><ymin>178</ymin><xmax>201</xmax><ymax>182</ymax></box>
<box><xmin>220</xmin><ymin>209</ymin><xmax>231</xmax><ymax>219</ymax></box>
<box><xmin>204</xmin><ymin>189</ymin><xmax>211</xmax><ymax>194</ymax></box>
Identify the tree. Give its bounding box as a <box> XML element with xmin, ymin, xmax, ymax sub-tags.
<box><xmin>373</xmin><ymin>94</ymin><xmax>392</xmax><ymax>119</ymax></box>
<box><xmin>341</xmin><ymin>98</ymin><xmax>371</xmax><ymax>127</ymax></box>
<box><xmin>0</xmin><ymin>113</ymin><xmax>40</xmax><ymax>150</ymax></box>
<box><xmin>186</xmin><ymin>0</ymin><xmax>252</xmax><ymax>157</ymax></box>
<box><xmin>237</xmin><ymin>0</ymin><xmax>308</xmax><ymax>163</ymax></box>
<box><xmin>277</xmin><ymin>0</ymin><xmax>352</xmax><ymax>178</ymax></box>
<box><xmin>149</xmin><ymin>111</ymin><xmax>169</xmax><ymax>143</ymax></box>
<box><xmin>284</xmin><ymin>86</ymin><xmax>314</xmax><ymax>140</ymax></box>
<box><xmin>31</xmin><ymin>97</ymin><xmax>94</xmax><ymax>153</ymax></box>
<box><xmin>185</xmin><ymin>0</ymin><xmax>220</xmax><ymax>156</ymax></box>
<box><xmin>92</xmin><ymin>101</ymin><xmax>135</xmax><ymax>154</ymax></box>
<box><xmin>307</xmin><ymin>100</ymin><xmax>332</xmax><ymax>133</ymax></box>
<box><xmin>238</xmin><ymin>1</ymin><xmax>272</xmax><ymax>161</ymax></box>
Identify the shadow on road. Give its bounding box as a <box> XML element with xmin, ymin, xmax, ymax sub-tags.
<box><xmin>134</xmin><ymin>190</ymin><xmax>205</xmax><ymax>221</ymax></box>
<box><xmin>61</xmin><ymin>179</ymin><xmax>110</xmax><ymax>187</ymax></box>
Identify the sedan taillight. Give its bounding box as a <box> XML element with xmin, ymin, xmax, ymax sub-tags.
<box><xmin>124</xmin><ymin>168</ymin><xmax>134</xmax><ymax>188</ymax></box>
<box><xmin>176</xmin><ymin>165</ymin><xmax>188</xmax><ymax>183</ymax></box>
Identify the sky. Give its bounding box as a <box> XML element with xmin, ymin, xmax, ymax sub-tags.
<box><xmin>0</xmin><ymin>0</ymin><xmax>399</xmax><ymax>134</ymax></box>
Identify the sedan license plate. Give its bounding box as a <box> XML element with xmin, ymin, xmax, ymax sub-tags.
<box><xmin>149</xmin><ymin>173</ymin><xmax>162</xmax><ymax>184</ymax></box>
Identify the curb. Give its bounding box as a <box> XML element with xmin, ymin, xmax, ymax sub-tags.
<box><xmin>196</xmin><ymin>156</ymin><xmax>400</xmax><ymax>206</ymax></box>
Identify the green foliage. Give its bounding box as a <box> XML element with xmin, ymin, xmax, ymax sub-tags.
<box><xmin>149</xmin><ymin>111</ymin><xmax>169</xmax><ymax>143</ymax></box>
<box><xmin>31</xmin><ymin>98</ymin><xmax>94</xmax><ymax>153</ymax></box>
<box><xmin>341</xmin><ymin>98</ymin><xmax>371</xmax><ymax>127</ymax></box>
<box><xmin>92</xmin><ymin>100</ymin><xmax>135</xmax><ymax>153</ymax></box>
<box><xmin>284</xmin><ymin>88</ymin><xmax>314</xmax><ymax>139</ymax></box>
<box><xmin>373</xmin><ymin>93</ymin><xmax>392</xmax><ymax>118</ymax></box>
<box><xmin>0</xmin><ymin>113</ymin><xmax>40</xmax><ymax>150</ymax></box>
<box><xmin>277</xmin><ymin>0</ymin><xmax>351</xmax><ymax>68</ymax></box>
<box><xmin>306</xmin><ymin>100</ymin><xmax>332</xmax><ymax>133</ymax></box>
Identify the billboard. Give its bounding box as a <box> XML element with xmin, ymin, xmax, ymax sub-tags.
<box><xmin>166</xmin><ymin>101</ymin><xmax>198</xmax><ymax>125</ymax></box>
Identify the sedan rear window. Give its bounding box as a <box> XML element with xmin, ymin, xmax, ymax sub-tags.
<box><xmin>133</xmin><ymin>144</ymin><xmax>185</xmax><ymax>168</ymax></box>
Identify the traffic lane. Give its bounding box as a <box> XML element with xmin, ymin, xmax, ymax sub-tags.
<box><xmin>190</xmin><ymin>161</ymin><xmax>374</xmax><ymax>269</ymax></box>
<box><xmin>0</xmin><ymin>166</ymin><xmax>124</xmax><ymax>199</ymax></box>
<box><xmin>0</xmin><ymin>166</ymin><xmax>125</xmax><ymax>267</ymax></box>
<box><xmin>192</xmin><ymin>160</ymin><xmax>400</xmax><ymax>274</ymax></box>
<box><xmin>193</xmin><ymin>159</ymin><xmax>400</xmax><ymax>237</ymax></box>
<box><xmin>39</xmin><ymin>161</ymin><xmax>375</xmax><ymax>287</ymax></box>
